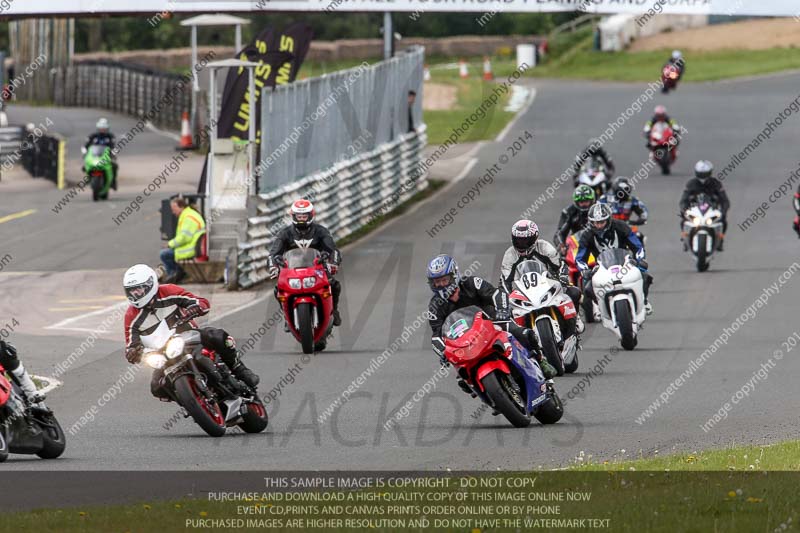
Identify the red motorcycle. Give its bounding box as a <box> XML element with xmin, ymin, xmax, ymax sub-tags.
<box><xmin>648</xmin><ymin>122</ymin><xmax>678</xmax><ymax>175</ymax></box>
<box><xmin>275</xmin><ymin>248</ymin><xmax>335</xmax><ymax>354</ymax></box>
<box><xmin>661</xmin><ymin>64</ymin><xmax>680</xmax><ymax>93</ymax></box>
<box><xmin>0</xmin><ymin>365</ymin><xmax>66</xmax><ymax>462</ymax></box>
<box><xmin>442</xmin><ymin>306</ymin><xmax>563</xmax><ymax>428</ymax></box>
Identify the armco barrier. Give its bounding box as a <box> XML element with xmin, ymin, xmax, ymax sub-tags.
<box><xmin>235</xmin><ymin>126</ymin><xmax>427</xmax><ymax>289</ymax></box>
<box><xmin>20</xmin><ymin>133</ymin><xmax>66</xmax><ymax>189</ymax></box>
<box><xmin>0</xmin><ymin>125</ymin><xmax>24</xmax><ymax>158</ymax></box>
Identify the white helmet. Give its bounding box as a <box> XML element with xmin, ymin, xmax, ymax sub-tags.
<box><xmin>96</xmin><ymin>117</ymin><xmax>110</xmax><ymax>131</ymax></box>
<box><xmin>672</xmin><ymin>50</ymin><xmax>682</xmax><ymax>61</ymax></box>
<box><xmin>123</xmin><ymin>264</ymin><xmax>159</xmax><ymax>308</ymax></box>
<box><xmin>694</xmin><ymin>160</ymin><xmax>713</xmax><ymax>182</ymax></box>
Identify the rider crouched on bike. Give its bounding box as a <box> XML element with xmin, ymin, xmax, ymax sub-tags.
<box><xmin>554</xmin><ymin>185</ymin><xmax>596</xmax><ymax>253</ymax></box>
<box><xmin>599</xmin><ymin>177</ymin><xmax>649</xmax><ymax>225</ymax></box>
<box><xmin>643</xmin><ymin>105</ymin><xmax>683</xmax><ymax>146</ymax></box>
<box><xmin>426</xmin><ymin>254</ymin><xmax>558</xmax><ymax>380</ymax></box>
<box><xmin>679</xmin><ymin>160</ymin><xmax>730</xmax><ymax>251</ymax></box>
<box><xmin>0</xmin><ymin>340</ymin><xmax>45</xmax><ymax>408</ymax></box>
<box><xmin>571</xmin><ymin>138</ymin><xmax>615</xmax><ymax>186</ymax></box>
<box><xmin>122</xmin><ymin>264</ymin><xmax>260</xmax><ymax>399</ymax></box>
<box><xmin>84</xmin><ymin>117</ymin><xmax>118</xmax><ymax>190</ymax></box>
<box><xmin>576</xmin><ymin>204</ymin><xmax>653</xmax><ymax>317</ymax></box>
<box><xmin>268</xmin><ymin>199</ymin><xmax>343</xmax><ymax>327</ymax></box>
<box><xmin>500</xmin><ymin>219</ymin><xmax>584</xmax><ymax>334</ymax></box>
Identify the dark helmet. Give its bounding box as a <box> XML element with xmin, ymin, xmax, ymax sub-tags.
<box><xmin>572</xmin><ymin>184</ymin><xmax>596</xmax><ymax>212</ymax></box>
<box><xmin>587</xmin><ymin>203</ymin><xmax>613</xmax><ymax>236</ymax></box>
<box><xmin>426</xmin><ymin>254</ymin><xmax>461</xmax><ymax>300</ymax></box>
<box><xmin>510</xmin><ymin>219</ymin><xmax>539</xmax><ymax>258</ymax></box>
<box><xmin>694</xmin><ymin>160</ymin><xmax>713</xmax><ymax>183</ymax></box>
<box><xmin>613</xmin><ymin>177</ymin><xmax>633</xmax><ymax>201</ymax></box>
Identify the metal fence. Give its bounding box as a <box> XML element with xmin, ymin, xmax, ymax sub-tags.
<box><xmin>235</xmin><ymin>127</ymin><xmax>428</xmax><ymax>289</ymax></box>
<box><xmin>51</xmin><ymin>61</ymin><xmax>192</xmax><ymax>130</ymax></box>
<box><xmin>21</xmin><ymin>133</ymin><xmax>65</xmax><ymax>188</ymax></box>
<box><xmin>258</xmin><ymin>46</ymin><xmax>425</xmax><ymax>193</ymax></box>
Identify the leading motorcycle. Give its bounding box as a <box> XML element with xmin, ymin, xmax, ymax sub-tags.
<box><xmin>661</xmin><ymin>64</ymin><xmax>680</xmax><ymax>94</ymax></box>
<box><xmin>140</xmin><ymin>317</ymin><xmax>268</xmax><ymax>437</ymax></box>
<box><xmin>442</xmin><ymin>306</ymin><xmax>563</xmax><ymax>428</ymax></box>
<box><xmin>588</xmin><ymin>248</ymin><xmax>647</xmax><ymax>351</ymax></box>
<box><xmin>273</xmin><ymin>248</ymin><xmax>335</xmax><ymax>354</ymax></box>
<box><xmin>681</xmin><ymin>194</ymin><xmax>724</xmax><ymax>272</ymax></box>
<box><xmin>506</xmin><ymin>260</ymin><xmax>579</xmax><ymax>376</ymax></box>
<box><xmin>0</xmin><ymin>366</ymin><xmax>66</xmax><ymax>462</ymax></box>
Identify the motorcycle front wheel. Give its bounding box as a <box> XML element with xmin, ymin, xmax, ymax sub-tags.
<box><xmin>536</xmin><ymin>319</ymin><xmax>564</xmax><ymax>376</ymax></box>
<box><xmin>174</xmin><ymin>375</ymin><xmax>226</xmax><ymax>437</ymax></box>
<box><xmin>615</xmin><ymin>300</ymin><xmax>637</xmax><ymax>351</ymax></box>
<box><xmin>696</xmin><ymin>233</ymin><xmax>709</xmax><ymax>272</ymax></box>
<box><xmin>0</xmin><ymin>423</ymin><xmax>8</xmax><ymax>463</ymax></box>
<box><xmin>480</xmin><ymin>371</ymin><xmax>531</xmax><ymax>428</ymax></box>
<box><xmin>91</xmin><ymin>175</ymin><xmax>103</xmax><ymax>201</ymax></box>
<box><xmin>296</xmin><ymin>302</ymin><xmax>315</xmax><ymax>355</ymax></box>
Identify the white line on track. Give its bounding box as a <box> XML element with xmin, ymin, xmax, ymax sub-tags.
<box><xmin>495</xmin><ymin>87</ymin><xmax>537</xmax><ymax>143</ymax></box>
<box><xmin>45</xmin><ymin>302</ymin><xmax>127</xmax><ymax>332</ymax></box>
<box><xmin>34</xmin><ymin>375</ymin><xmax>63</xmax><ymax>395</ymax></box>
<box><xmin>209</xmin><ymin>295</ymin><xmax>269</xmax><ymax>324</ymax></box>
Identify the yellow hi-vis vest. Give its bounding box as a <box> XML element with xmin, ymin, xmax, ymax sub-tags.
<box><xmin>169</xmin><ymin>206</ymin><xmax>206</xmax><ymax>261</ymax></box>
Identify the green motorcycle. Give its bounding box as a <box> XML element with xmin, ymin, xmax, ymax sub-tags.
<box><xmin>82</xmin><ymin>144</ymin><xmax>116</xmax><ymax>201</ymax></box>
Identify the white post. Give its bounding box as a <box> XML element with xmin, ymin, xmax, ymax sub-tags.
<box><xmin>235</xmin><ymin>24</ymin><xmax>242</xmax><ymax>53</ymax></box>
<box><xmin>248</xmin><ymin>66</ymin><xmax>256</xmax><ymax>196</ymax></box>
<box><xmin>207</xmin><ymin>66</ymin><xmax>216</xmax><ymax>242</ymax></box>
<box><xmin>190</xmin><ymin>25</ymin><xmax>198</xmax><ymax>134</ymax></box>
<box><xmin>383</xmin><ymin>12</ymin><xmax>392</xmax><ymax>60</ymax></box>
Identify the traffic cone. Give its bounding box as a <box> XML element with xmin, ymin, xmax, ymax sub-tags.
<box><xmin>458</xmin><ymin>59</ymin><xmax>469</xmax><ymax>79</ymax></box>
<box><xmin>176</xmin><ymin>111</ymin><xmax>195</xmax><ymax>150</ymax></box>
<box><xmin>482</xmin><ymin>56</ymin><xmax>494</xmax><ymax>81</ymax></box>
<box><xmin>423</xmin><ymin>64</ymin><xmax>431</xmax><ymax>82</ymax></box>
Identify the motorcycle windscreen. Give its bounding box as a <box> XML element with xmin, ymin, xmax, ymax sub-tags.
<box><xmin>89</xmin><ymin>145</ymin><xmax>107</xmax><ymax>157</ymax></box>
<box><xmin>284</xmin><ymin>248</ymin><xmax>320</xmax><ymax>269</ymax></box>
<box><xmin>140</xmin><ymin>320</ymin><xmax>173</xmax><ymax>351</ymax></box>
<box><xmin>597</xmin><ymin>248</ymin><xmax>631</xmax><ymax>268</ymax></box>
<box><xmin>443</xmin><ymin>306</ymin><xmax>494</xmax><ymax>363</ymax></box>
<box><xmin>513</xmin><ymin>260</ymin><xmax>547</xmax><ymax>283</ymax></box>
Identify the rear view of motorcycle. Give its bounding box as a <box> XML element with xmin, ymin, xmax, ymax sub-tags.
<box><xmin>0</xmin><ymin>366</ymin><xmax>66</xmax><ymax>462</ymax></box>
<box><xmin>140</xmin><ymin>319</ymin><xmax>268</xmax><ymax>437</ymax></box>
<box><xmin>682</xmin><ymin>194</ymin><xmax>724</xmax><ymax>272</ymax></box>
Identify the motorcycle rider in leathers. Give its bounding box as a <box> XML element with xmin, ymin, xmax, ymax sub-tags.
<box><xmin>426</xmin><ymin>254</ymin><xmax>558</xmax><ymax>381</ymax></box>
<box><xmin>576</xmin><ymin>204</ymin><xmax>653</xmax><ymax>317</ymax></box>
<box><xmin>122</xmin><ymin>264</ymin><xmax>260</xmax><ymax>399</ymax></box>
<box><xmin>268</xmin><ymin>199</ymin><xmax>343</xmax><ymax>327</ymax></box>
<box><xmin>500</xmin><ymin>219</ymin><xmax>584</xmax><ymax>334</ymax></box>
<box><xmin>571</xmin><ymin>138</ymin><xmax>615</xmax><ymax>185</ymax></box>
<box><xmin>0</xmin><ymin>339</ymin><xmax>47</xmax><ymax>437</ymax></box>
<box><xmin>555</xmin><ymin>185</ymin><xmax>596</xmax><ymax>253</ymax></box>
<box><xmin>679</xmin><ymin>160</ymin><xmax>730</xmax><ymax>251</ymax></box>
<box><xmin>599</xmin><ymin>177</ymin><xmax>649</xmax><ymax>227</ymax></box>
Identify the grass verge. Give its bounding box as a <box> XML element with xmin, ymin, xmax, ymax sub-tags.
<box><xmin>7</xmin><ymin>441</ymin><xmax>800</xmax><ymax>532</ymax></box>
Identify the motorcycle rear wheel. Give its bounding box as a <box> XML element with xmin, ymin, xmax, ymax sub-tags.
<box><xmin>35</xmin><ymin>413</ymin><xmax>66</xmax><ymax>459</ymax></box>
<box><xmin>480</xmin><ymin>371</ymin><xmax>531</xmax><ymax>428</ymax></box>
<box><xmin>615</xmin><ymin>300</ymin><xmax>637</xmax><ymax>351</ymax></box>
<box><xmin>534</xmin><ymin>384</ymin><xmax>564</xmax><ymax>425</ymax></box>
<box><xmin>296</xmin><ymin>303</ymin><xmax>315</xmax><ymax>354</ymax></box>
<box><xmin>174</xmin><ymin>375</ymin><xmax>226</xmax><ymax>437</ymax></box>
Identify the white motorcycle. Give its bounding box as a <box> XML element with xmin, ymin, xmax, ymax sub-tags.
<box><xmin>576</xmin><ymin>159</ymin><xmax>609</xmax><ymax>199</ymax></box>
<box><xmin>682</xmin><ymin>194</ymin><xmax>724</xmax><ymax>272</ymax></box>
<box><xmin>590</xmin><ymin>249</ymin><xmax>646</xmax><ymax>351</ymax></box>
<box><xmin>506</xmin><ymin>260</ymin><xmax>579</xmax><ymax>375</ymax></box>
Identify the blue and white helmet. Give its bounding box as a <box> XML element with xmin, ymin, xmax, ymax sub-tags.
<box><xmin>426</xmin><ymin>254</ymin><xmax>461</xmax><ymax>300</ymax></box>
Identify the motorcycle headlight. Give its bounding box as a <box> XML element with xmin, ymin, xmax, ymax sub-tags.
<box><xmin>288</xmin><ymin>278</ymin><xmax>302</xmax><ymax>289</ymax></box>
<box><xmin>143</xmin><ymin>352</ymin><xmax>167</xmax><ymax>369</ymax></box>
<box><xmin>165</xmin><ymin>337</ymin><xmax>185</xmax><ymax>359</ymax></box>
<box><xmin>303</xmin><ymin>276</ymin><xmax>317</xmax><ymax>288</ymax></box>
<box><xmin>705</xmin><ymin>217</ymin><xmax>714</xmax><ymax>225</ymax></box>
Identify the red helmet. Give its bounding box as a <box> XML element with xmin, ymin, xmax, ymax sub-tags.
<box><xmin>290</xmin><ymin>199</ymin><xmax>315</xmax><ymax>233</ymax></box>
<box><xmin>654</xmin><ymin>105</ymin><xmax>667</xmax><ymax>121</ymax></box>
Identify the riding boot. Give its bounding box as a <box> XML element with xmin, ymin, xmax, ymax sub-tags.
<box><xmin>330</xmin><ymin>278</ymin><xmax>342</xmax><ymax>326</ymax></box>
<box><xmin>11</xmin><ymin>364</ymin><xmax>45</xmax><ymax>407</ymax></box>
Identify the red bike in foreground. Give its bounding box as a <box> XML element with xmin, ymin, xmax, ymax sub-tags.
<box><xmin>648</xmin><ymin>122</ymin><xmax>678</xmax><ymax>175</ymax></box>
<box><xmin>0</xmin><ymin>365</ymin><xmax>66</xmax><ymax>462</ymax></box>
<box><xmin>275</xmin><ymin>248</ymin><xmax>335</xmax><ymax>354</ymax></box>
<box><xmin>442</xmin><ymin>306</ymin><xmax>563</xmax><ymax>428</ymax></box>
